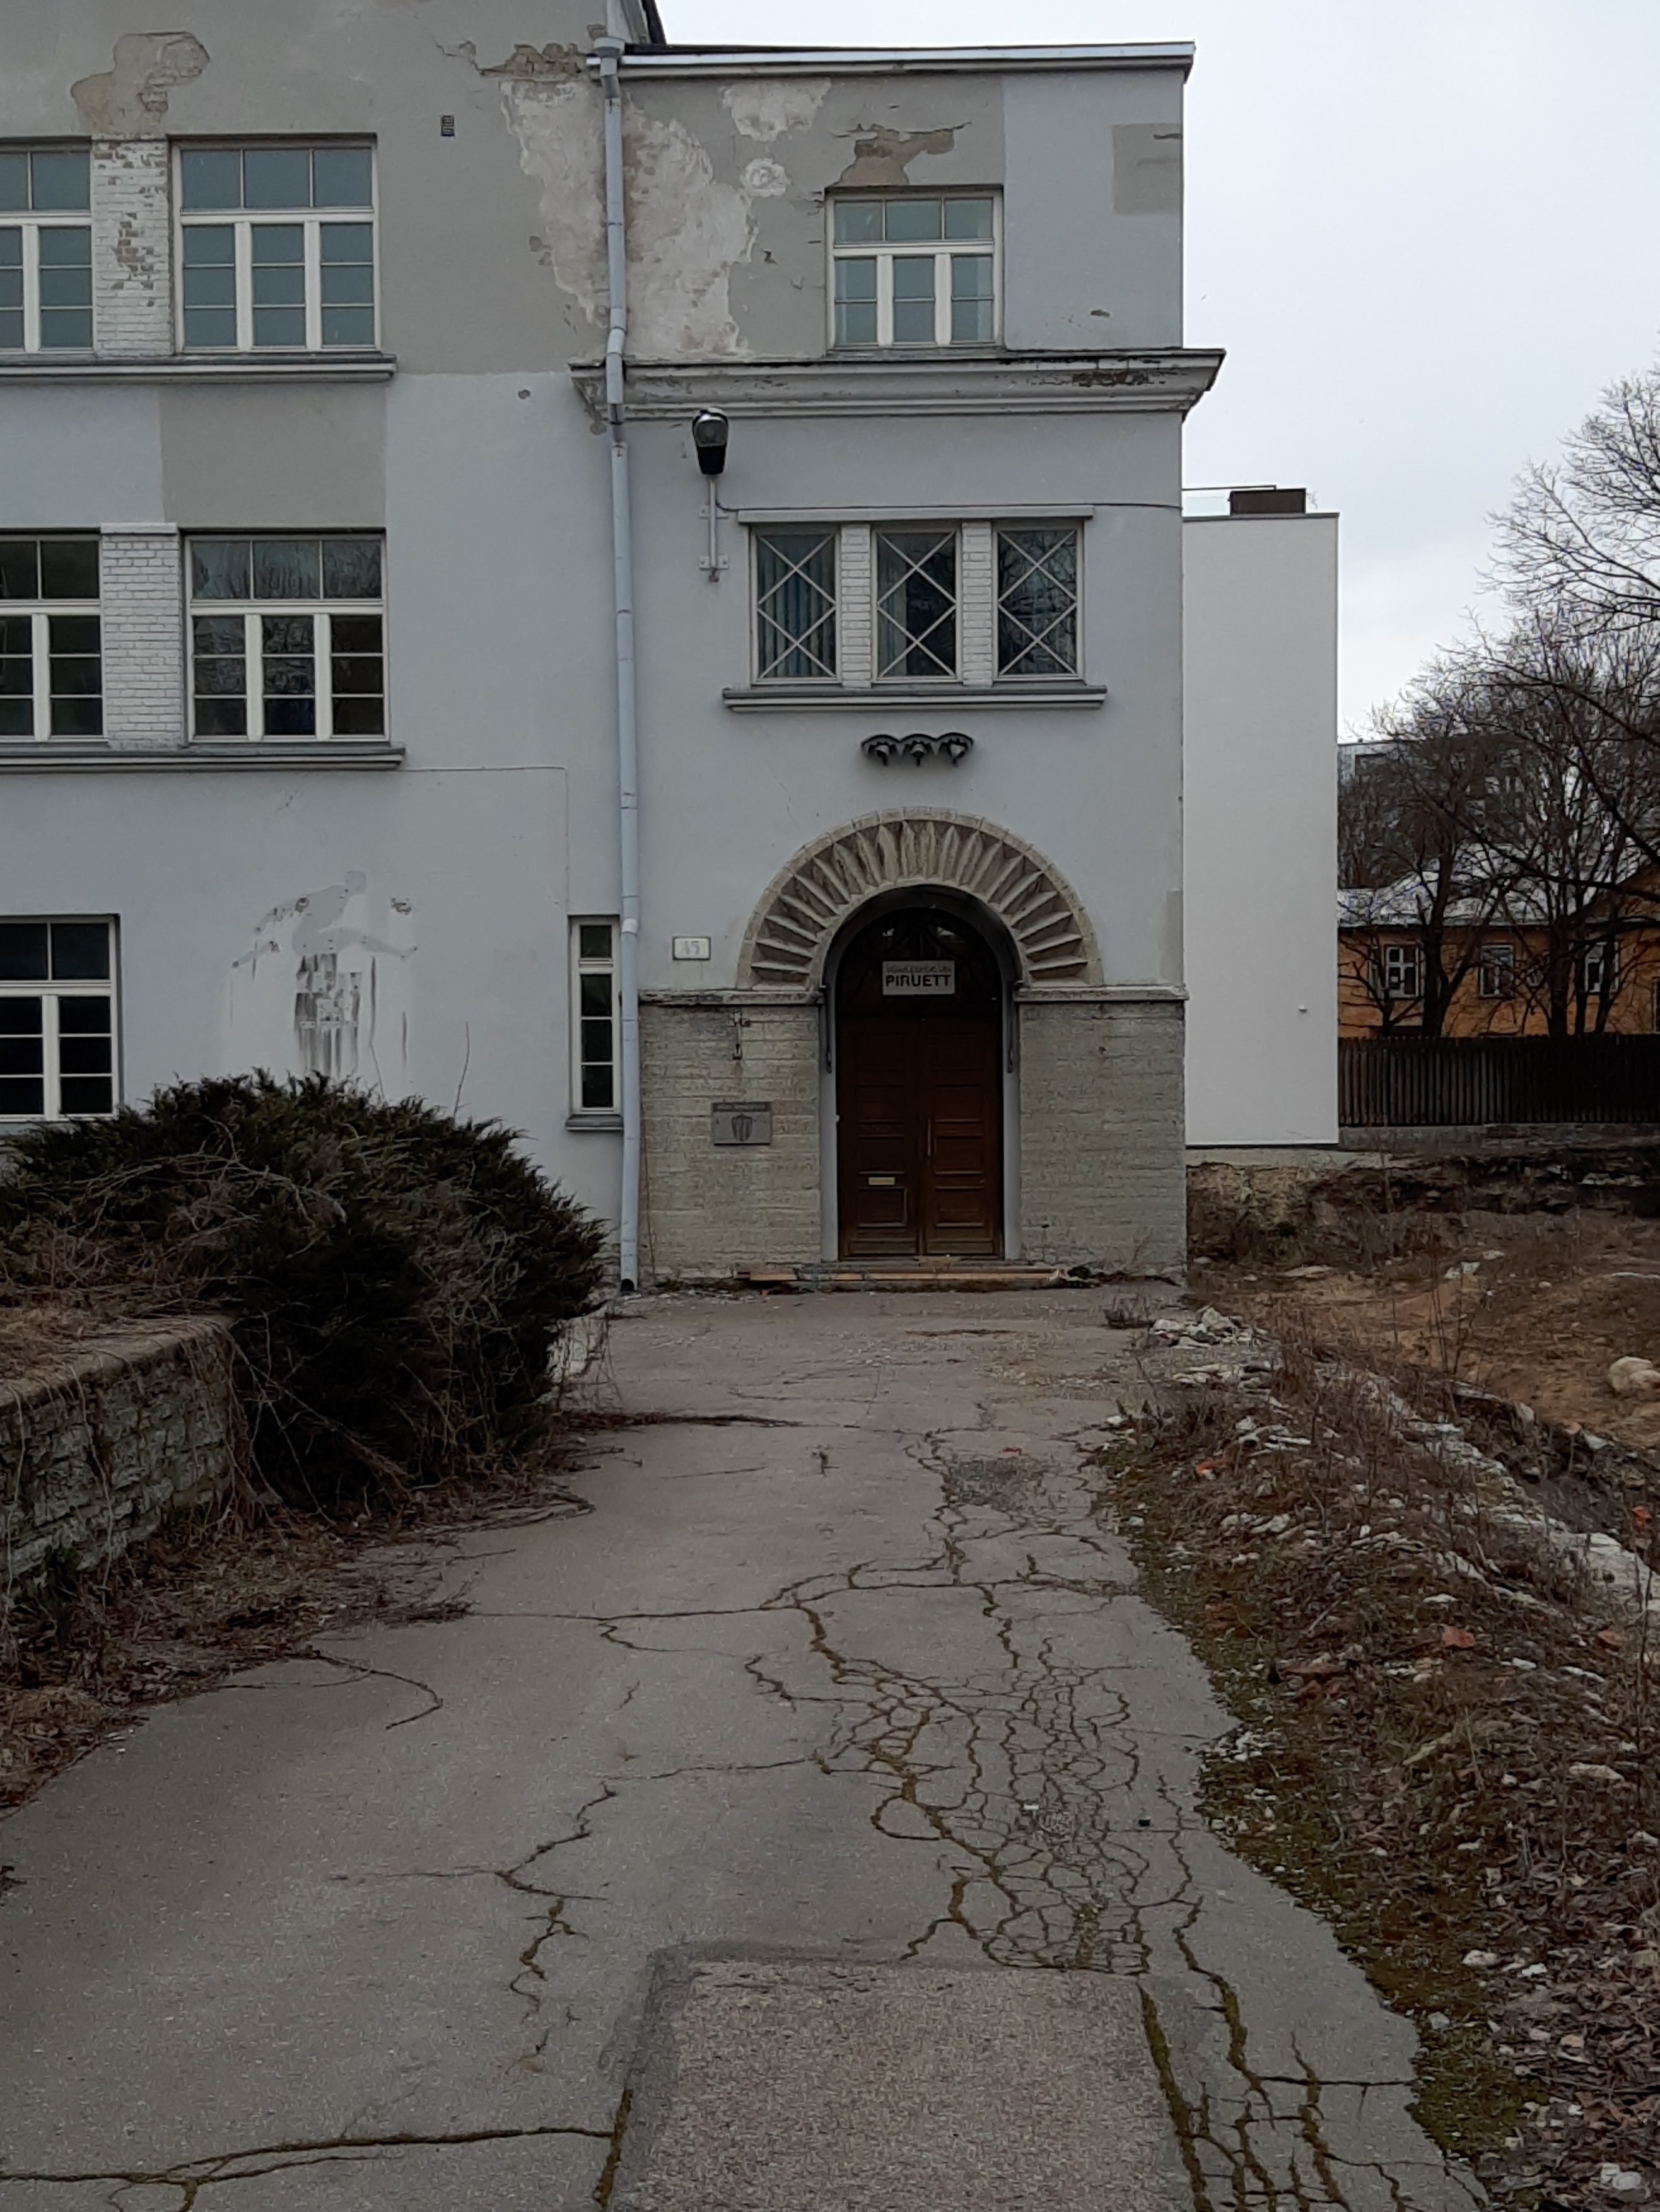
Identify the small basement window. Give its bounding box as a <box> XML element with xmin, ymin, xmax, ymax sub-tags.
<box><xmin>0</xmin><ymin>917</ymin><xmax>117</xmax><ymax>1119</ymax></box>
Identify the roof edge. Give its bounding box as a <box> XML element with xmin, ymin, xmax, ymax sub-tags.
<box><xmin>604</xmin><ymin>43</ymin><xmax>1196</xmax><ymax>79</ymax></box>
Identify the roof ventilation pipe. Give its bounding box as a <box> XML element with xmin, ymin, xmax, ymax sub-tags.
<box><xmin>595</xmin><ymin>20</ymin><xmax>641</xmax><ymax>1291</ymax></box>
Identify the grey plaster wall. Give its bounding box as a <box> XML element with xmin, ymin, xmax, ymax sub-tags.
<box><xmin>0</xmin><ymin>1</ymin><xmax>1200</xmax><ymax>1267</ymax></box>
<box><xmin>626</xmin><ymin>409</ymin><xmax>1186</xmax><ymax>997</ymax></box>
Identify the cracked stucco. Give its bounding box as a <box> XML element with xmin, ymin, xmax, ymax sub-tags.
<box><xmin>70</xmin><ymin>32</ymin><xmax>209</xmax><ymax>137</ymax></box>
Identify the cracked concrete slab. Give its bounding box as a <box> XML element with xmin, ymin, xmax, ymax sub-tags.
<box><xmin>0</xmin><ymin>1292</ymin><xmax>1483</xmax><ymax>2208</ymax></box>
<box><xmin>609</xmin><ymin>1959</ymin><xmax>1190</xmax><ymax>2210</ymax></box>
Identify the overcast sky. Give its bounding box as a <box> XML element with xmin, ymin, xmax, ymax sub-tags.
<box><xmin>668</xmin><ymin>0</ymin><xmax>1660</xmax><ymax>731</ymax></box>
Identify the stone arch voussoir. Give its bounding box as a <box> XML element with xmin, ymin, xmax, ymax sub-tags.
<box><xmin>738</xmin><ymin>810</ymin><xmax>1101</xmax><ymax>992</ymax></box>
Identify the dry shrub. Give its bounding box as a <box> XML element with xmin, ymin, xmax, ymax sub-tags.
<box><xmin>0</xmin><ymin>1073</ymin><xmax>604</xmax><ymax>1511</ymax></box>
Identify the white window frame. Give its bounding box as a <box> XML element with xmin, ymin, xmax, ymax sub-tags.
<box><xmin>828</xmin><ymin>192</ymin><xmax>1002</xmax><ymax>351</ymax></box>
<box><xmin>749</xmin><ymin>518</ymin><xmax>1083</xmax><ymax>689</ymax></box>
<box><xmin>0</xmin><ymin>145</ymin><xmax>93</xmax><ymax>356</ymax></box>
<box><xmin>570</xmin><ymin>919</ymin><xmax>621</xmax><ymax>1117</ymax></box>
<box><xmin>0</xmin><ymin>917</ymin><xmax>119</xmax><ymax>1122</ymax></box>
<box><xmin>174</xmin><ymin>143</ymin><xmax>379</xmax><ymax>354</ymax></box>
<box><xmin>0</xmin><ymin>535</ymin><xmax>102</xmax><ymax>740</ymax></box>
<box><xmin>186</xmin><ymin>535</ymin><xmax>385</xmax><ymax>742</ymax></box>
<box><xmin>1476</xmin><ymin>942</ymin><xmax>1515</xmax><ymax>1000</ymax></box>
<box><xmin>1381</xmin><ymin>944</ymin><xmax>1422</xmax><ymax>1002</ymax></box>
<box><xmin>752</xmin><ymin>527</ymin><xmax>840</xmax><ymax>685</ymax></box>
<box><xmin>1582</xmin><ymin>942</ymin><xmax>1616</xmax><ymax>998</ymax></box>
<box><xmin>993</xmin><ymin>524</ymin><xmax>1082</xmax><ymax>681</ymax></box>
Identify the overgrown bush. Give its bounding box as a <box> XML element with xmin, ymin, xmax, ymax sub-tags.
<box><xmin>0</xmin><ymin>1074</ymin><xmax>605</xmax><ymax>1510</ymax></box>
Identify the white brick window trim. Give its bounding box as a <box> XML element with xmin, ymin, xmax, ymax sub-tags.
<box><xmin>100</xmin><ymin>529</ymin><xmax>185</xmax><ymax>745</ymax></box>
<box><xmin>91</xmin><ymin>141</ymin><xmax>173</xmax><ymax>359</ymax></box>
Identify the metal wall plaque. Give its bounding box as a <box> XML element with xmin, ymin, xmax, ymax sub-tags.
<box><xmin>711</xmin><ymin>1101</ymin><xmax>772</xmax><ymax>1146</ymax></box>
<box><xmin>882</xmin><ymin>960</ymin><xmax>956</xmax><ymax>997</ymax></box>
<box><xmin>672</xmin><ymin>936</ymin><xmax>711</xmax><ymax>960</ymax></box>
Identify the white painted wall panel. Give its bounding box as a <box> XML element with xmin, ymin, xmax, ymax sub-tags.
<box><xmin>1183</xmin><ymin>512</ymin><xmax>1339</xmax><ymax>1145</ymax></box>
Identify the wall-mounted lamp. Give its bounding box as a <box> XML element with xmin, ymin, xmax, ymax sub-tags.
<box><xmin>692</xmin><ymin>411</ymin><xmax>730</xmax><ymax>579</ymax></box>
<box><xmin>691</xmin><ymin>410</ymin><xmax>729</xmax><ymax>475</ymax></box>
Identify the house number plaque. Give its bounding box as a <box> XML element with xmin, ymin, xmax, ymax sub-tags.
<box><xmin>711</xmin><ymin>1101</ymin><xmax>772</xmax><ymax>1146</ymax></box>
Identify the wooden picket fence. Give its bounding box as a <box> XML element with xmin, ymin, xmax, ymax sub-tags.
<box><xmin>1340</xmin><ymin>1035</ymin><xmax>1660</xmax><ymax>1127</ymax></box>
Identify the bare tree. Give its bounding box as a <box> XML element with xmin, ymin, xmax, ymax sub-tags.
<box><xmin>1497</xmin><ymin>366</ymin><xmax>1660</xmax><ymax>644</ymax></box>
<box><xmin>1338</xmin><ymin>664</ymin><xmax>1516</xmax><ymax>1035</ymax></box>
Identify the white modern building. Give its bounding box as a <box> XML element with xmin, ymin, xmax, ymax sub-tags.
<box><xmin>1184</xmin><ymin>487</ymin><xmax>1340</xmax><ymax>1150</ymax></box>
<box><xmin>0</xmin><ymin>2</ymin><xmax>1230</xmax><ymax>1282</ymax></box>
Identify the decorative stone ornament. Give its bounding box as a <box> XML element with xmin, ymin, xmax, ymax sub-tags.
<box><xmin>739</xmin><ymin>810</ymin><xmax>1100</xmax><ymax>991</ymax></box>
<box><xmin>861</xmin><ymin>731</ymin><xmax>974</xmax><ymax>765</ymax></box>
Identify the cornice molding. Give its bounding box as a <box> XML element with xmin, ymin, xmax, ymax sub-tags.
<box><xmin>0</xmin><ymin>355</ymin><xmax>396</xmax><ymax>387</ymax></box>
<box><xmin>0</xmin><ymin>742</ymin><xmax>404</xmax><ymax>773</ymax></box>
<box><xmin>572</xmin><ymin>349</ymin><xmax>1223</xmax><ymax>424</ymax></box>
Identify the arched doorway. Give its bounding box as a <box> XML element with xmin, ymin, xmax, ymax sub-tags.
<box><xmin>834</xmin><ymin>904</ymin><xmax>1004</xmax><ymax>1258</ymax></box>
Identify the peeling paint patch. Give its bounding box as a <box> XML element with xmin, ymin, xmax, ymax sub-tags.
<box><xmin>502</xmin><ymin>84</ymin><xmax>754</xmax><ymax>356</ymax></box>
<box><xmin>740</xmin><ymin>157</ymin><xmax>788</xmax><ymax>199</ymax></box>
<box><xmin>626</xmin><ymin>112</ymin><xmax>752</xmax><ymax>356</ymax></box>
<box><xmin>723</xmin><ymin>79</ymin><xmax>829</xmax><ymax>143</ymax></box>
<box><xmin>479</xmin><ymin>41</ymin><xmax>586</xmax><ymax>83</ymax></box>
<box><xmin>836</xmin><ymin>126</ymin><xmax>958</xmax><ymax>189</ymax></box>
<box><xmin>70</xmin><ymin>33</ymin><xmax>209</xmax><ymax>138</ymax></box>
<box><xmin>231</xmin><ymin>874</ymin><xmax>414</xmax><ymax>1088</ymax></box>
<box><xmin>1112</xmin><ymin>125</ymin><xmax>1182</xmax><ymax>216</ymax></box>
<box><xmin>501</xmin><ymin>79</ymin><xmax>605</xmax><ymax>326</ymax></box>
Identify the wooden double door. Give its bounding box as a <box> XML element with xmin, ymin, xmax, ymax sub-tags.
<box><xmin>835</xmin><ymin>909</ymin><xmax>1003</xmax><ymax>1259</ymax></box>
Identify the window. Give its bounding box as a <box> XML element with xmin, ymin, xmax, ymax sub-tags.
<box><xmin>1477</xmin><ymin>942</ymin><xmax>1515</xmax><ymax>999</ymax></box>
<box><xmin>188</xmin><ymin>535</ymin><xmax>384</xmax><ymax>739</ymax></box>
<box><xmin>831</xmin><ymin>195</ymin><xmax>997</xmax><ymax>349</ymax></box>
<box><xmin>178</xmin><ymin>144</ymin><xmax>376</xmax><ymax>352</ymax></box>
<box><xmin>0</xmin><ymin>147</ymin><xmax>92</xmax><ymax>353</ymax></box>
<box><xmin>1583</xmin><ymin>942</ymin><xmax>1616</xmax><ymax>998</ymax></box>
<box><xmin>755</xmin><ymin>530</ymin><xmax>837</xmax><ymax>681</ymax></box>
<box><xmin>0</xmin><ymin>536</ymin><xmax>101</xmax><ymax>738</ymax></box>
<box><xmin>997</xmin><ymin>528</ymin><xmax>1079</xmax><ymax>678</ymax></box>
<box><xmin>875</xmin><ymin>528</ymin><xmax>957</xmax><ymax>678</ymax></box>
<box><xmin>1381</xmin><ymin>944</ymin><xmax>1422</xmax><ymax>1001</ymax></box>
<box><xmin>571</xmin><ymin>921</ymin><xmax>619</xmax><ymax>1113</ymax></box>
<box><xmin>0</xmin><ymin>919</ymin><xmax>116</xmax><ymax>1119</ymax></box>
<box><xmin>748</xmin><ymin>519</ymin><xmax>1084</xmax><ymax>690</ymax></box>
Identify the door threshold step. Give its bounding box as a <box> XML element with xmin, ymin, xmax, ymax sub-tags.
<box><xmin>739</xmin><ymin>1264</ymin><xmax>1073</xmax><ymax>1293</ymax></box>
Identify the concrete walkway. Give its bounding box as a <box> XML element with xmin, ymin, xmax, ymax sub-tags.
<box><xmin>0</xmin><ymin>1293</ymin><xmax>1482</xmax><ymax>2209</ymax></box>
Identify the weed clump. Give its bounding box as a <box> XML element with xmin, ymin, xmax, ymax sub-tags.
<box><xmin>0</xmin><ymin>1073</ymin><xmax>604</xmax><ymax>1509</ymax></box>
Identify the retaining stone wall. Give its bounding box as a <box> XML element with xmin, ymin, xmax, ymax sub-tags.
<box><xmin>2</xmin><ymin>1317</ymin><xmax>238</xmax><ymax>1605</ymax></box>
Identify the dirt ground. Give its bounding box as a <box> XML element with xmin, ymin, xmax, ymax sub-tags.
<box><xmin>1201</xmin><ymin>1210</ymin><xmax>1660</xmax><ymax>1453</ymax></box>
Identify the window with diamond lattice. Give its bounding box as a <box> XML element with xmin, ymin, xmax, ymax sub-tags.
<box><xmin>755</xmin><ymin>530</ymin><xmax>837</xmax><ymax>682</ymax></box>
<box><xmin>997</xmin><ymin>527</ymin><xmax>1078</xmax><ymax>678</ymax></box>
<box><xmin>876</xmin><ymin>529</ymin><xmax>957</xmax><ymax>680</ymax></box>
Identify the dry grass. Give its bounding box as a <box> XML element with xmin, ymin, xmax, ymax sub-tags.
<box><xmin>1113</xmin><ymin>1310</ymin><xmax>1660</xmax><ymax>2206</ymax></box>
<box><xmin>0</xmin><ymin>1439</ymin><xmax>590</xmax><ymax>1817</ymax></box>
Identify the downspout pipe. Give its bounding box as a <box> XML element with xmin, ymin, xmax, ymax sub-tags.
<box><xmin>595</xmin><ymin>30</ymin><xmax>641</xmax><ymax>1291</ymax></box>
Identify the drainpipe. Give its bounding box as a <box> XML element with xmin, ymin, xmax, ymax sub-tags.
<box><xmin>596</xmin><ymin>26</ymin><xmax>641</xmax><ymax>1291</ymax></box>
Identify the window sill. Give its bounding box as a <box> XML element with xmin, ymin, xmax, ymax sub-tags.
<box><xmin>722</xmin><ymin>682</ymin><xmax>1107</xmax><ymax>713</ymax></box>
<box><xmin>0</xmin><ymin>352</ymin><xmax>396</xmax><ymax>385</ymax></box>
<box><xmin>0</xmin><ymin>740</ymin><xmax>404</xmax><ymax>772</ymax></box>
<box><xmin>566</xmin><ymin>1111</ymin><xmax>623</xmax><ymax>1132</ymax></box>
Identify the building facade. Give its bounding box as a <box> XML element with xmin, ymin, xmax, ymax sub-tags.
<box><xmin>1184</xmin><ymin>489</ymin><xmax>1339</xmax><ymax>1148</ymax></box>
<box><xmin>0</xmin><ymin>3</ymin><xmax>1219</xmax><ymax>1282</ymax></box>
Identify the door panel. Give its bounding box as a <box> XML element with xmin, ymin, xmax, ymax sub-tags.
<box><xmin>837</xmin><ymin>1008</ymin><xmax>1000</xmax><ymax>1257</ymax></box>
<box><xmin>839</xmin><ymin>1015</ymin><xmax>916</xmax><ymax>1250</ymax></box>
<box><xmin>920</xmin><ymin>1018</ymin><xmax>999</xmax><ymax>1254</ymax></box>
